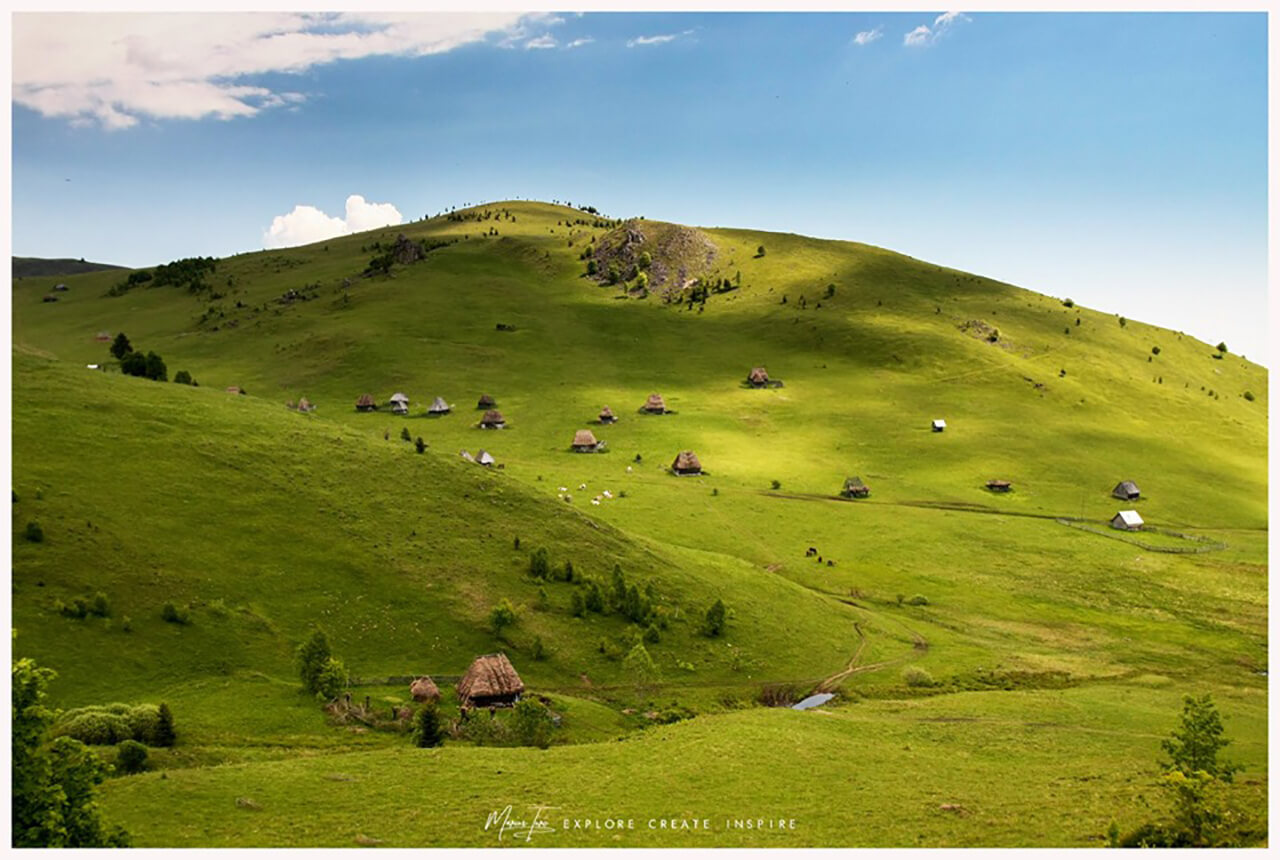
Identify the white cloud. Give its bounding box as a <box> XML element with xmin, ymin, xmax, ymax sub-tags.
<box><xmin>263</xmin><ymin>194</ymin><xmax>403</xmax><ymax>249</ymax></box>
<box><xmin>903</xmin><ymin>11</ymin><xmax>970</xmax><ymax>47</ymax></box>
<box><xmin>853</xmin><ymin>27</ymin><xmax>883</xmax><ymax>46</ymax></box>
<box><xmin>626</xmin><ymin>30</ymin><xmax>692</xmax><ymax>48</ymax></box>
<box><xmin>903</xmin><ymin>25</ymin><xmax>933</xmax><ymax>47</ymax></box>
<box><xmin>566</xmin><ymin>37</ymin><xmax>594</xmax><ymax>49</ymax></box>
<box><xmin>525</xmin><ymin>34</ymin><xmax>556</xmax><ymax>50</ymax></box>
<box><xmin>13</xmin><ymin>12</ymin><xmax>557</xmax><ymax>129</ymax></box>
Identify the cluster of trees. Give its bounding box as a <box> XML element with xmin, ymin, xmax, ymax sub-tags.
<box><xmin>110</xmin><ymin>333</ymin><xmax>191</xmax><ymax>384</ymax></box>
<box><xmin>53</xmin><ymin>702</ymin><xmax>175</xmax><ymax>749</ymax></box>
<box><xmin>108</xmin><ymin>256</ymin><xmax>217</xmax><ymax>297</ymax></box>
<box><xmin>13</xmin><ymin>643</ymin><xmax>131</xmax><ymax>846</ymax></box>
<box><xmin>296</xmin><ymin>629</ymin><xmax>348</xmax><ymax>701</ymax></box>
<box><xmin>1115</xmin><ymin>694</ymin><xmax>1261</xmax><ymax>847</ymax></box>
<box><xmin>363</xmin><ymin>236</ymin><xmax>452</xmax><ymax>276</ymax></box>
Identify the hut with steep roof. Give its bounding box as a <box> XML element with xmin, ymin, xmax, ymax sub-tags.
<box><xmin>571</xmin><ymin>429</ymin><xmax>600</xmax><ymax>453</ymax></box>
<box><xmin>1112</xmin><ymin>481</ymin><xmax>1141</xmax><ymax>501</ymax></box>
<box><xmin>598</xmin><ymin>405</ymin><xmax>617</xmax><ymax>424</ymax></box>
<box><xmin>457</xmin><ymin>653</ymin><xmax>524</xmax><ymax>708</ymax></box>
<box><xmin>841</xmin><ymin>477</ymin><xmax>870</xmax><ymax>498</ymax></box>
<box><xmin>747</xmin><ymin>366</ymin><xmax>770</xmax><ymax>388</ymax></box>
<box><xmin>477</xmin><ymin>394</ymin><xmax>496</xmax><ymax>410</ymax></box>
<box><xmin>477</xmin><ymin>450</ymin><xmax>496</xmax><ymax>466</ymax></box>
<box><xmin>410</xmin><ymin>676</ymin><xmax>440</xmax><ymax>703</ymax></box>
<box><xmin>986</xmin><ymin>479</ymin><xmax>1012</xmax><ymax>492</ymax></box>
<box><xmin>427</xmin><ymin>396</ymin><xmax>451</xmax><ymax>416</ymax></box>
<box><xmin>671</xmin><ymin>450</ymin><xmax>702</xmax><ymax>476</ymax></box>
<box><xmin>297</xmin><ymin>397</ymin><xmax>315</xmax><ymax>413</ymax></box>
<box><xmin>479</xmin><ymin>409</ymin><xmax>505</xmax><ymax>429</ymax></box>
<box><xmin>356</xmin><ymin>394</ymin><xmax>377</xmax><ymax>412</ymax></box>
<box><xmin>931</xmin><ymin>419</ymin><xmax>947</xmax><ymax>432</ymax></box>
<box><xmin>641</xmin><ymin>393</ymin><xmax>668</xmax><ymax>414</ymax></box>
<box><xmin>1111</xmin><ymin>510</ymin><xmax>1144</xmax><ymax>531</ymax></box>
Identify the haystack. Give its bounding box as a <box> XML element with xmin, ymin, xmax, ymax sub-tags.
<box><xmin>642</xmin><ymin>393</ymin><xmax>667</xmax><ymax>414</ymax></box>
<box><xmin>747</xmin><ymin>366</ymin><xmax>769</xmax><ymax>387</ymax></box>
<box><xmin>598</xmin><ymin>406</ymin><xmax>617</xmax><ymax>424</ymax></box>
<box><xmin>671</xmin><ymin>450</ymin><xmax>702</xmax><ymax>475</ymax></box>
<box><xmin>457</xmin><ymin>653</ymin><xmax>524</xmax><ymax>707</ymax></box>
<box><xmin>356</xmin><ymin>394</ymin><xmax>377</xmax><ymax>412</ymax></box>
<box><xmin>410</xmin><ymin>676</ymin><xmax>440</xmax><ymax>703</ymax></box>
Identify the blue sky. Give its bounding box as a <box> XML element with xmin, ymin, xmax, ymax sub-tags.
<box><xmin>10</xmin><ymin>11</ymin><xmax>1269</xmax><ymax>360</ymax></box>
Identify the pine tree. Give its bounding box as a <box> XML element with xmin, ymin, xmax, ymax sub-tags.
<box><xmin>109</xmin><ymin>333</ymin><xmax>132</xmax><ymax>360</ymax></box>
<box><xmin>153</xmin><ymin>703</ymin><xmax>176</xmax><ymax>748</ymax></box>
<box><xmin>412</xmin><ymin>704</ymin><xmax>443</xmax><ymax>748</ymax></box>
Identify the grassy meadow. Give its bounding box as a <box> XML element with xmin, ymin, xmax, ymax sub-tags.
<box><xmin>10</xmin><ymin>200</ymin><xmax>1267</xmax><ymax>846</ymax></box>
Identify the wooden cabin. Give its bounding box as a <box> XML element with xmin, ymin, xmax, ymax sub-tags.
<box><xmin>642</xmin><ymin>393</ymin><xmax>667</xmax><ymax>414</ymax></box>
<box><xmin>841</xmin><ymin>477</ymin><xmax>870</xmax><ymax>498</ymax></box>
<box><xmin>986</xmin><ymin>479</ymin><xmax>1012</xmax><ymax>492</ymax></box>
<box><xmin>671</xmin><ymin>450</ymin><xmax>703</xmax><ymax>476</ymax></box>
<box><xmin>571</xmin><ymin>429</ymin><xmax>601</xmax><ymax>453</ymax></box>
<box><xmin>1112</xmin><ymin>481</ymin><xmax>1141</xmax><ymax>501</ymax></box>
<box><xmin>1111</xmin><ymin>510</ymin><xmax>1144</xmax><ymax>531</ymax></box>
<box><xmin>457</xmin><ymin>653</ymin><xmax>524</xmax><ymax>708</ymax></box>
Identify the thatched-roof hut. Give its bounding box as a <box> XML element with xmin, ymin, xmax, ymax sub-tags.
<box><xmin>598</xmin><ymin>405</ymin><xmax>617</xmax><ymax>424</ymax></box>
<box><xmin>642</xmin><ymin>393</ymin><xmax>667</xmax><ymax>414</ymax></box>
<box><xmin>572</xmin><ymin>429</ymin><xmax>600</xmax><ymax>453</ymax></box>
<box><xmin>477</xmin><ymin>394</ymin><xmax>496</xmax><ymax>409</ymax></box>
<box><xmin>457</xmin><ymin>653</ymin><xmax>524</xmax><ymax>708</ymax></box>
<box><xmin>1111</xmin><ymin>510</ymin><xmax>1144</xmax><ymax>531</ymax></box>
<box><xmin>410</xmin><ymin>676</ymin><xmax>440</xmax><ymax>703</ymax></box>
<box><xmin>671</xmin><ymin>450</ymin><xmax>702</xmax><ymax>476</ymax></box>
<box><xmin>986</xmin><ymin>479</ymin><xmax>1012</xmax><ymax>492</ymax></box>
<box><xmin>389</xmin><ymin>392</ymin><xmax>409</xmax><ymax>405</ymax></box>
<box><xmin>747</xmin><ymin>366</ymin><xmax>770</xmax><ymax>387</ymax></box>
<box><xmin>428</xmin><ymin>396</ymin><xmax>450</xmax><ymax>415</ymax></box>
<box><xmin>356</xmin><ymin>394</ymin><xmax>377</xmax><ymax>411</ymax></box>
<box><xmin>841</xmin><ymin>477</ymin><xmax>870</xmax><ymax>498</ymax></box>
<box><xmin>298</xmin><ymin>397</ymin><xmax>315</xmax><ymax>413</ymax></box>
<box><xmin>477</xmin><ymin>450</ymin><xmax>496</xmax><ymax>466</ymax></box>
<box><xmin>479</xmin><ymin>409</ymin><xmax>505</xmax><ymax>429</ymax></box>
<box><xmin>391</xmin><ymin>401</ymin><xmax>409</xmax><ymax>415</ymax></box>
<box><xmin>1112</xmin><ymin>481</ymin><xmax>1141</xmax><ymax>501</ymax></box>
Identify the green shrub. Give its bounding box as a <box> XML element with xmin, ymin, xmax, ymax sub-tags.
<box><xmin>489</xmin><ymin>599</ymin><xmax>517</xmax><ymax>636</ymax></box>
<box><xmin>1243</xmin><ymin>391</ymin><xmax>1255</xmax><ymax>402</ymax></box>
<box><xmin>414</xmin><ymin>437</ymin><xmax>426</xmax><ymax>454</ymax></box>
<box><xmin>173</xmin><ymin>370</ymin><xmax>193</xmax><ymax>385</ymax></box>
<box><xmin>153</xmin><ymin>703</ymin><xmax>176</xmax><ymax>748</ymax></box>
<box><xmin>570</xmin><ymin>590</ymin><xmax>586</xmax><ymax>617</ymax></box>
<box><xmin>703</xmin><ymin>599</ymin><xmax>727</xmax><ymax>637</ymax></box>
<box><xmin>531</xmin><ymin>636</ymin><xmax>547</xmax><ymax>661</ymax></box>
<box><xmin>296</xmin><ymin>628</ymin><xmax>332</xmax><ymax>693</ymax></box>
<box><xmin>906</xmin><ymin>594</ymin><xmax>930</xmax><ymax>606</ymax></box>
<box><xmin>643</xmin><ymin>624</ymin><xmax>661</xmax><ymax>645</ymax></box>
<box><xmin>58</xmin><ymin>598</ymin><xmax>89</xmax><ymax>620</ymax></box>
<box><xmin>400</xmin><ymin>427</ymin><xmax>411</xmax><ymax>442</ymax></box>
<box><xmin>24</xmin><ymin>521</ymin><xmax>43</xmax><ymax>543</ymax></box>
<box><xmin>770</xmin><ymin>479</ymin><xmax>781</xmax><ymax>490</ymax></box>
<box><xmin>902</xmin><ymin>666</ymin><xmax>936</xmax><ymax>688</ymax></box>
<box><xmin>1062</xmin><ymin>298</ymin><xmax>1074</xmax><ymax>307</ymax></box>
<box><xmin>528</xmin><ymin>547</ymin><xmax>550</xmax><ymax>580</ymax></box>
<box><xmin>114</xmin><ymin>740</ymin><xmax>148</xmax><ymax>775</ymax></box>
<box><xmin>160</xmin><ymin>602</ymin><xmax>190</xmax><ymax>625</ymax></box>
<box><xmin>313</xmin><ymin>656</ymin><xmax>348</xmax><ymax>702</ymax></box>
<box><xmin>512</xmin><ymin>699</ymin><xmax>555</xmax><ymax>749</ymax></box>
<box><xmin>1152</xmin><ymin>346</ymin><xmax>1161</xmax><ymax>355</ymax></box>
<box><xmin>90</xmin><ymin>592</ymin><xmax>111</xmax><ymax>618</ymax></box>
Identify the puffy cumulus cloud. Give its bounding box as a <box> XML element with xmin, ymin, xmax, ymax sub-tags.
<box><xmin>903</xmin><ymin>11</ymin><xmax>970</xmax><ymax>47</ymax></box>
<box><xmin>566</xmin><ymin>37</ymin><xmax>594</xmax><ymax>49</ymax></box>
<box><xmin>525</xmin><ymin>34</ymin><xmax>557</xmax><ymax>50</ymax></box>
<box><xmin>264</xmin><ymin>195</ymin><xmax>403</xmax><ymax>249</ymax></box>
<box><xmin>13</xmin><ymin>12</ymin><xmax>557</xmax><ymax>129</ymax></box>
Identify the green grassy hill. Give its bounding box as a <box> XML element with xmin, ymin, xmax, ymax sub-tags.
<box><xmin>11</xmin><ymin>200</ymin><xmax>1267</xmax><ymax>846</ymax></box>
<box><xmin>12</xmin><ymin>256</ymin><xmax>126</xmax><ymax>278</ymax></box>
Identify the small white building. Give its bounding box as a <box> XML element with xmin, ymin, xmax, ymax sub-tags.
<box><xmin>477</xmin><ymin>450</ymin><xmax>496</xmax><ymax>466</ymax></box>
<box><xmin>1111</xmin><ymin>510</ymin><xmax>1144</xmax><ymax>531</ymax></box>
<box><xmin>931</xmin><ymin>419</ymin><xmax>947</xmax><ymax>432</ymax></box>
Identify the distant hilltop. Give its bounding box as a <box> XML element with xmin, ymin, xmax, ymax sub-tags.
<box><xmin>12</xmin><ymin>256</ymin><xmax>126</xmax><ymax>278</ymax></box>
